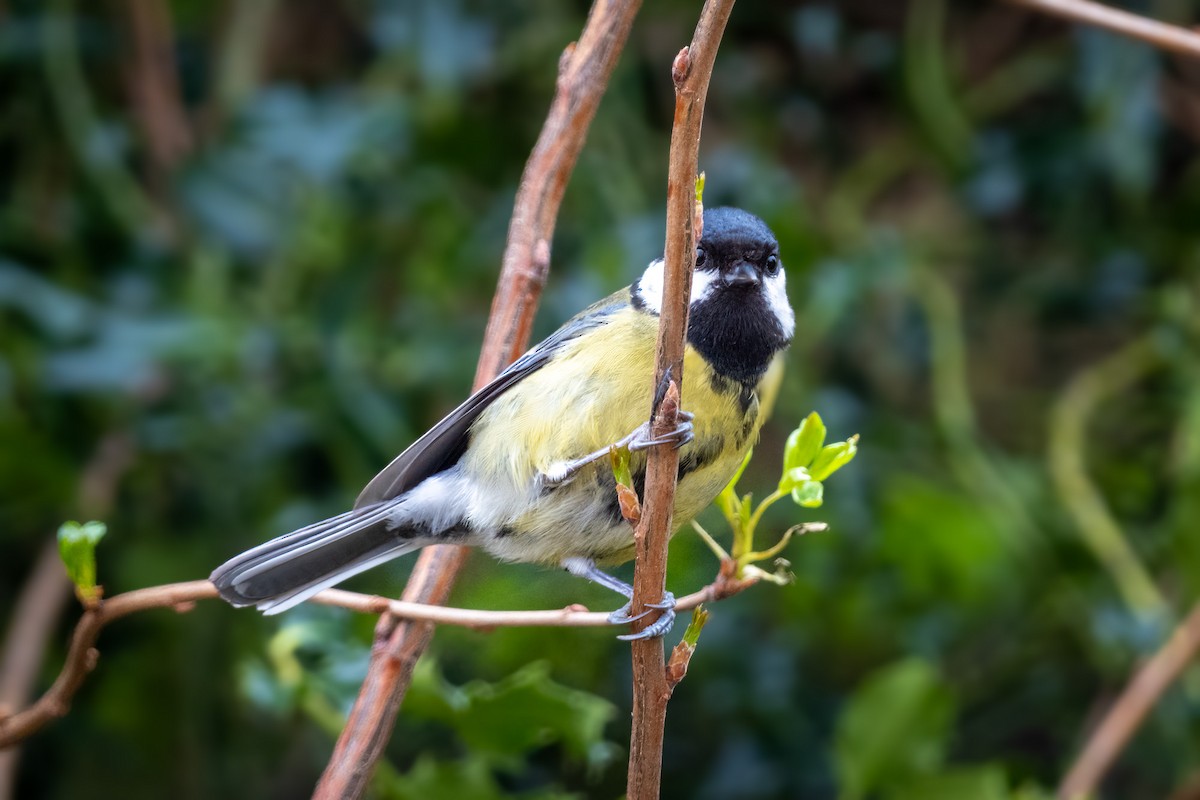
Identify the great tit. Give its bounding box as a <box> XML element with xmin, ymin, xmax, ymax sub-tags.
<box><xmin>211</xmin><ymin>206</ymin><xmax>794</xmax><ymax>639</ymax></box>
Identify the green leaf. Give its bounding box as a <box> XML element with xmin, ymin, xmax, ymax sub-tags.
<box><xmin>834</xmin><ymin>658</ymin><xmax>955</xmax><ymax>800</ymax></box>
<box><xmin>887</xmin><ymin>765</ymin><xmax>1009</xmax><ymax>800</ymax></box>
<box><xmin>411</xmin><ymin>660</ymin><xmax>617</xmax><ymax>771</ymax></box>
<box><xmin>56</xmin><ymin>520</ymin><xmax>107</xmax><ymax>604</ymax></box>
<box><xmin>609</xmin><ymin>444</ymin><xmax>633</xmax><ymax>489</ymax></box>
<box><xmin>810</xmin><ymin>434</ymin><xmax>859</xmax><ymax>481</ymax></box>
<box><xmin>791</xmin><ymin>480</ymin><xmax>824</xmax><ymax>508</ymax></box>
<box><xmin>682</xmin><ymin>606</ymin><xmax>709</xmax><ymax>649</ymax></box>
<box><xmin>778</xmin><ymin>466</ymin><xmax>811</xmax><ymax>493</ymax></box>
<box><xmin>785</xmin><ymin>411</ymin><xmax>826</xmax><ymax>472</ymax></box>
<box><xmin>379</xmin><ymin>753</ymin><xmax>579</xmax><ymax>800</ymax></box>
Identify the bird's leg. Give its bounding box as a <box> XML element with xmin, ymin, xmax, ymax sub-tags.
<box><xmin>562</xmin><ymin>557</ymin><xmax>676</xmax><ymax>641</ymax></box>
<box><xmin>538</xmin><ymin>411</ymin><xmax>694</xmax><ymax>490</ymax></box>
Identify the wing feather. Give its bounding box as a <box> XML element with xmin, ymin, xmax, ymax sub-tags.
<box><xmin>354</xmin><ymin>292</ymin><xmax>628</xmax><ymax>508</ymax></box>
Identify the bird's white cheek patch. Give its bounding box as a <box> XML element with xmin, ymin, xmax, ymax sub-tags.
<box><xmin>767</xmin><ymin>269</ymin><xmax>795</xmax><ymax>339</ymax></box>
<box><xmin>688</xmin><ymin>268</ymin><xmax>719</xmax><ymax>306</ymax></box>
<box><xmin>637</xmin><ymin>258</ymin><xmax>722</xmax><ymax>313</ymax></box>
<box><xmin>635</xmin><ymin>259</ymin><xmax>664</xmax><ymax>314</ymax></box>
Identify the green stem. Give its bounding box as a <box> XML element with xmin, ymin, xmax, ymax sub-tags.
<box><xmin>903</xmin><ymin>0</ymin><xmax>973</xmax><ymax>172</ymax></box>
<box><xmin>691</xmin><ymin>520</ymin><xmax>729</xmax><ymax>562</ymax></box>
<box><xmin>911</xmin><ymin>264</ymin><xmax>1043</xmax><ymax>548</ymax></box>
<box><xmin>1048</xmin><ymin>335</ymin><xmax>1169</xmax><ymax>618</ymax></box>
<box><xmin>746</xmin><ymin>488</ymin><xmax>787</xmax><ymax>544</ymax></box>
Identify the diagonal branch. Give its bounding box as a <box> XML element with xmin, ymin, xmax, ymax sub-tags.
<box><xmin>1059</xmin><ymin>598</ymin><xmax>1200</xmax><ymax>799</ymax></box>
<box><xmin>312</xmin><ymin>2</ymin><xmax>642</xmax><ymax>797</ymax></box>
<box><xmin>1001</xmin><ymin>0</ymin><xmax>1200</xmax><ymax>59</ymax></box>
<box><xmin>626</xmin><ymin>2</ymin><xmax>736</xmax><ymax>798</ymax></box>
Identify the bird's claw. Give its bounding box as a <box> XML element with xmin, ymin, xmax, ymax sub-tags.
<box><xmin>628</xmin><ymin>412</ymin><xmax>694</xmax><ymax>452</ymax></box>
<box><xmin>610</xmin><ymin>591</ymin><xmax>677</xmax><ymax>641</ymax></box>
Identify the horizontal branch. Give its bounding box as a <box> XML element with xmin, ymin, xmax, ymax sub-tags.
<box><xmin>0</xmin><ymin>566</ymin><xmax>757</xmax><ymax>750</ymax></box>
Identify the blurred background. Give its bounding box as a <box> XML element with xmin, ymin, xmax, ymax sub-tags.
<box><xmin>3</xmin><ymin>0</ymin><xmax>1200</xmax><ymax>797</ymax></box>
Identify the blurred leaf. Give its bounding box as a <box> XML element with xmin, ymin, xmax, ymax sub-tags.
<box><xmin>56</xmin><ymin>520</ymin><xmax>107</xmax><ymax>604</ymax></box>
<box><xmin>1076</xmin><ymin>28</ymin><xmax>1160</xmax><ymax>194</ymax></box>
<box><xmin>878</xmin><ymin>478</ymin><xmax>1005</xmax><ymax>602</ymax></box>
<box><xmin>406</xmin><ymin>660</ymin><xmax>617</xmax><ymax>771</ymax></box>
<box><xmin>834</xmin><ymin>658</ymin><xmax>955</xmax><ymax>800</ymax></box>
<box><xmin>887</xmin><ymin>765</ymin><xmax>1008</xmax><ymax>800</ymax></box>
<box><xmin>378</xmin><ymin>753</ymin><xmax>579</xmax><ymax>800</ymax></box>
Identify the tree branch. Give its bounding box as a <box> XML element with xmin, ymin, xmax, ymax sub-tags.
<box><xmin>1059</xmin><ymin>599</ymin><xmax>1200</xmax><ymax>799</ymax></box>
<box><xmin>0</xmin><ymin>568</ymin><xmax>757</xmax><ymax>751</ymax></box>
<box><xmin>1001</xmin><ymin>0</ymin><xmax>1200</xmax><ymax>60</ymax></box>
<box><xmin>313</xmin><ymin>4</ymin><xmax>641</xmax><ymax>795</ymax></box>
<box><xmin>0</xmin><ymin>430</ymin><xmax>134</xmax><ymax>800</ymax></box>
<box><xmin>626</xmin><ymin>2</ymin><xmax>735</xmax><ymax>799</ymax></box>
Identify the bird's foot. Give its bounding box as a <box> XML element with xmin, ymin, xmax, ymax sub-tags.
<box><xmin>627</xmin><ymin>411</ymin><xmax>694</xmax><ymax>452</ymax></box>
<box><xmin>609</xmin><ymin>591</ymin><xmax>677</xmax><ymax>641</ymax></box>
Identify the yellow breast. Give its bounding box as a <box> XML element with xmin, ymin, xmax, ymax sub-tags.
<box><xmin>462</xmin><ymin>302</ymin><xmax>783</xmax><ymax>564</ymax></box>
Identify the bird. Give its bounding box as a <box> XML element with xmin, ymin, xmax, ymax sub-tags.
<box><xmin>210</xmin><ymin>206</ymin><xmax>794</xmax><ymax>640</ymax></box>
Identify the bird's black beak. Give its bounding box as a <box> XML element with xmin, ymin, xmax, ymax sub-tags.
<box><xmin>722</xmin><ymin>261</ymin><xmax>760</xmax><ymax>287</ymax></box>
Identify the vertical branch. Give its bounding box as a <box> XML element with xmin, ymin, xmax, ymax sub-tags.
<box><xmin>312</xmin><ymin>2</ymin><xmax>642</xmax><ymax>798</ymax></box>
<box><xmin>123</xmin><ymin>0</ymin><xmax>193</xmax><ymax>188</ymax></box>
<box><xmin>626</xmin><ymin>2</ymin><xmax>735</xmax><ymax>799</ymax></box>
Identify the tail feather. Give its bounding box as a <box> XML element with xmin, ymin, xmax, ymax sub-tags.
<box><xmin>210</xmin><ymin>502</ymin><xmax>427</xmax><ymax>615</ymax></box>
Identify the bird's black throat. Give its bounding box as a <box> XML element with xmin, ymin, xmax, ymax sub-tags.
<box><xmin>686</xmin><ymin>284</ymin><xmax>791</xmax><ymax>388</ymax></box>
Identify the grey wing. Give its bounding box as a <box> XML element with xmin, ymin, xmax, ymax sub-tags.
<box><xmin>354</xmin><ymin>294</ymin><xmax>627</xmax><ymax>508</ymax></box>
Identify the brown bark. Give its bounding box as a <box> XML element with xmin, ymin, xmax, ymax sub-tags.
<box><xmin>626</xmin><ymin>2</ymin><xmax>736</xmax><ymax>798</ymax></box>
<box><xmin>311</xmin><ymin>2</ymin><xmax>643</xmax><ymax>797</ymax></box>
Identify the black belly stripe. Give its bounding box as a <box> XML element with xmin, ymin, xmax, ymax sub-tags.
<box><xmin>708</xmin><ymin>371</ymin><xmax>759</xmax><ymax>416</ymax></box>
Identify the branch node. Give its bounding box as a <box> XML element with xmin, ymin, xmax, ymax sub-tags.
<box><xmin>534</xmin><ymin>237</ymin><xmax>551</xmax><ymax>272</ymax></box>
<box><xmin>671</xmin><ymin>46</ymin><xmax>691</xmax><ymax>87</ymax></box>
<box><xmin>558</xmin><ymin>41</ymin><xmax>577</xmax><ymax>81</ymax></box>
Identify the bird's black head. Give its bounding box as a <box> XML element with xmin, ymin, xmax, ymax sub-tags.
<box><xmin>633</xmin><ymin>207</ymin><xmax>794</xmax><ymax>386</ymax></box>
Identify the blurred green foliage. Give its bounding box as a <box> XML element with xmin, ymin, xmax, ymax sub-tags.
<box><xmin>4</xmin><ymin>0</ymin><xmax>1200</xmax><ymax>798</ymax></box>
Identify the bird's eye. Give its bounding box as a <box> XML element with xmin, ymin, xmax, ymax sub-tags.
<box><xmin>765</xmin><ymin>254</ymin><xmax>779</xmax><ymax>275</ymax></box>
<box><xmin>695</xmin><ymin>247</ymin><xmax>707</xmax><ymax>267</ymax></box>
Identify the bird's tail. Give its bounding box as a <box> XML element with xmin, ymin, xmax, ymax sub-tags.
<box><xmin>209</xmin><ymin>502</ymin><xmax>425</xmax><ymax>615</ymax></box>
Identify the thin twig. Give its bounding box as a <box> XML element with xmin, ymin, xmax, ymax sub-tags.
<box><xmin>626</xmin><ymin>2</ymin><xmax>735</xmax><ymax>798</ymax></box>
<box><xmin>313</xmin><ymin>9</ymin><xmax>642</xmax><ymax>796</ymax></box>
<box><xmin>1059</xmin><ymin>599</ymin><xmax>1200</xmax><ymax>799</ymax></box>
<box><xmin>0</xmin><ymin>569</ymin><xmax>757</xmax><ymax>751</ymax></box>
<box><xmin>1001</xmin><ymin>0</ymin><xmax>1200</xmax><ymax>60</ymax></box>
<box><xmin>0</xmin><ymin>581</ymin><xmax>213</xmax><ymax>750</ymax></box>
